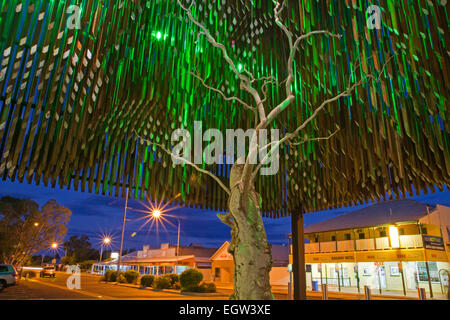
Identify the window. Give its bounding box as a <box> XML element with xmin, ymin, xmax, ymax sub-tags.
<box><xmin>314</xmin><ymin>235</ymin><xmax>319</xmax><ymax>242</ymax></box>
<box><xmin>344</xmin><ymin>234</ymin><xmax>351</xmax><ymax>240</ymax></box>
<box><xmin>359</xmin><ymin>233</ymin><xmax>365</xmax><ymax>239</ymax></box>
<box><xmin>390</xmin><ymin>266</ymin><xmax>400</xmax><ymax>276</ymax></box>
<box><xmin>0</xmin><ymin>266</ymin><xmax>8</xmax><ymax>272</ymax></box>
<box><xmin>421</xmin><ymin>226</ymin><xmax>427</xmax><ymax>235</ymax></box>
<box><xmin>417</xmin><ymin>262</ymin><xmax>439</xmax><ymax>282</ymax></box>
<box><xmin>214</xmin><ymin>268</ymin><xmax>221</xmax><ymax>278</ymax></box>
<box><xmin>380</xmin><ymin>230</ymin><xmax>387</xmax><ymax>237</ymax></box>
<box><xmin>399</xmin><ymin>228</ymin><xmax>405</xmax><ymax>235</ymax></box>
<box><xmin>331</xmin><ymin>235</ymin><xmax>336</xmax><ymax>241</ymax></box>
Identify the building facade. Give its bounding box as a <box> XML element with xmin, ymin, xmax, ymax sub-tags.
<box><xmin>92</xmin><ymin>243</ymin><xmax>217</xmax><ymax>281</ymax></box>
<box><xmin>289</xmin><ymin>200</ymin><xmax>450</xmax><ymax>297</ymax></box>
<box><xmin>211</xmin><ymin>241</ymin><xmax>290</xmax><ymax>286</ymax></box>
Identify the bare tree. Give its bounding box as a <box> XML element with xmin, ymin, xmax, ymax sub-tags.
<box><xmin>137</xmin><ymin>0</ymin><xmax>391</xmax><ymax>299</ymax></box>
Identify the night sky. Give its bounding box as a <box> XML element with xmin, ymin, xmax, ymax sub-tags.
<box><xmin>0</xmin><ymin>179</ymin><xmax>448</xmax><ymax>253</ymax></box>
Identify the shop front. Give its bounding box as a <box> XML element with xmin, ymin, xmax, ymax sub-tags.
<box><xmin>305</xmin><ymin>249</ymin><xmax>449</xmax><ymax>296</ymax></box>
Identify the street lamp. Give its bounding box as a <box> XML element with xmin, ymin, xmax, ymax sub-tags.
<box><xmin>50</xmin><ymin>243</ymin><xmax>58</xmax><ymax>265</ymax></box>
<box><xmin>152</xmin><ymin>209</ymin><xmax>161</xmax><ymax>218</ymax></box>
<box><xmin>100</xmin><ymin>236</ymin><xmax>112</xmax><ymax>262</ymax></box>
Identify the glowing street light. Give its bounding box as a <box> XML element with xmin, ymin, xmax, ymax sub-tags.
<box><xmin>152</xmin><ymin>209</ymin><xmax>161</xmax><ymax>218</ymax></box>
<box><xmin>34</xmin><ymin>222</ymin><xmax>39</xmax><ymax>227</ymax></box>
<box><xmin>134</xmin><ymin>194</ymin><xmax>181</xmax><ymax>236</ymax></box>
<box><xmin>51</xmin><ymin>242</ymin><xmax>58</xmax><ymax>249</ymax></box>
<box><xmin>99</xmin><ymin>236</ymin><xmax>113</xmax><ymax>262</ymax></box>
<box><xmin>135</xmin><ymin>194</ymin><xmax>183</xmax><ymax>270</ymax></box>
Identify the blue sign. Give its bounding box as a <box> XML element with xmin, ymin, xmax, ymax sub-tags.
<box><xmin>422</xmin><ymin>235</ymin><xmax>445</xmax><ymax>251</ymax></box>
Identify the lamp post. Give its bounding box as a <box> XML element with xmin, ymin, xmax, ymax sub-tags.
<box><xmin>51</xmin><ymin>243</ymin><xmax>58</xmax><ymax>265</ymax></box>
<box><xmin>117</xmin><ymin>188</ymin><xmax>129</xmax><ymax>276</ymax></box>
<box><xmin>100</xmin><ymin>237</ymin><xmax>111</xmax><ymax>262</ymax></box>
<box><xmin>176</xmin><ymin>218</ymin><xmax>181</xmax><ymax>274</ymax></box>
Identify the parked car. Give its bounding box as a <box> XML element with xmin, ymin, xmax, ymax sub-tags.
<box><xmin>0</xmin><ymin>264</ymin><xmax>17</xmax><ymax>291</ymax></box>
<box><xmin>40</xmin><ymin>266</ymin><xmax>56</xmax><ymax>278</ymax></box>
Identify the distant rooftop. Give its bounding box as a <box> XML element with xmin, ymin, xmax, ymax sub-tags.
<box><xmin>304</xmin><ymin>199</ymin><xmax>436</xmax><ymax>234</ymax></box>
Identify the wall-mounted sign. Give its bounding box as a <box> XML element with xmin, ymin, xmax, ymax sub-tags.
<box><xmin>422</xmin><ymin>236</ymin><xmax>445</xmax><ymax>251</ymax></box>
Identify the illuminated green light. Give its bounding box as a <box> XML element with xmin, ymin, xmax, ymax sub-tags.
<box><xmin>238</xmin><ymin>63</ymin><xmax>243</xmax><ymax>71</ymax></box>
<box><xmin>156</xmin><ymin>31</ymin><xmax>162</xmax><ymax>40</ymax></box>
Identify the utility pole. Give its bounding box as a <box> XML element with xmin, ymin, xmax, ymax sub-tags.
<box><xmin>291</xmin><ymin>208</ymin><xmax>307</xmax><ymax>300</ymax></box>
<box><xmin>175</xmin><ymin>218</ymin><xmax>181</xmax><ymax>274</ymax></box>
<box><xmin>117</xmin><ymin>187</ymin><xmax>129</xmax><ymax>275</ymax></box>
<box><xmin>176</xmin><ymin>218</ymin><xmax>180</xmax><ymax>257</ymax></box>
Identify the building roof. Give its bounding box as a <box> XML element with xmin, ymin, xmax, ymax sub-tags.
<box><xmin>96</xmin><ymin>243</ymin><xmax>218</xmax><ymax>266</ymax></box>
<box><xmin>177</xmin><ymin>245</ymin><xmax>217</xmax><ymax>259</ymax></box>
<box><xmin>271</xmin><ymin>244</ymin><xmax>289</xmax><ymax>267</ymax></box>
<box><xmin>304</xmin><ymin>199</ymin><xmax>435</xmax><ymax>234</ymax></box>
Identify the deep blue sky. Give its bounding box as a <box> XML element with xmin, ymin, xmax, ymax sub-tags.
<box><xmin>0</xmin><ymin>179</ymin><xmax>448</xmax><ymax>252</ymax></box>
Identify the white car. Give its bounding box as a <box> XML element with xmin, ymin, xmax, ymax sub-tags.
<box><xmin>0</xmin><ymin>264</ymin><xmax>17</xmax><ymax>291</ymax></box>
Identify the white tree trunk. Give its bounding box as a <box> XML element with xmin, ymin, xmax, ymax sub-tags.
<box><xmin>219</xmin><ymin>163</ymin><xmax>273</xmax><ymax>300</ymax></box>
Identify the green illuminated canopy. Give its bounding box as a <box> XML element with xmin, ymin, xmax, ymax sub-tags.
<box><xmin>0</xmin><ymin>0</ymin><xmax>448</xmax><ymax>218</ymax></box>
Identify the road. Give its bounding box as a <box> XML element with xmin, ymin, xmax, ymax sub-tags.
<box><xmin>0</xmin><ymin>272</ymin><xmax>228</xmax><ymax>300</ymax></box>
<box><xmin>1</xmin><ymin>272</ymin><xmax>424</xmax><ymax>300</ymax></box>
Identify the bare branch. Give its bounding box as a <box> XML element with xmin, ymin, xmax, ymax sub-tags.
<box><xmin>178</xmin><ymin>0</ymin><xmax>266</xmax><ymax>123</ymax></box>
<box><xmin>251</xmin><ymin>129</ymin><xmax>340</xmax><ymax>181</ymax></box>
<box><xmin>189</xmin><ymin>71</ymin><xmax>256</xmax><ymax>113</ymax></box>
<box><xmin>217</xmin><ymin>212</ymin><xmax>235</xmax><ymax>228</ymax></box>
<box><xmin>252</xmin><ymin>51</ymin><xmax>395</xmax><ymax>179</ymax></box>
<box><xmin>133</xmin><ymin>130</ymin><xmax>231</xmax><ymax>196</ymax></box>
<box><xmin>263</xmin><ymin>1</ymin><xmax>342</xmax><ymax>130</ymax></box>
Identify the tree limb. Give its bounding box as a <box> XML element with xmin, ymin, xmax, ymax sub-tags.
<box><xmin>189</xmin><ymin>71</ymin><xmax>256</xmax><ymax>113</ymax></box>
<box><xmin>178</xmin><ymin>0</ymin><xmax>266</xmax><ymax>123</ymax></box>
<box><xmin>133</xmin><ymin>129</ymin><xmax>231</xmax><ymax>196</ymax></box>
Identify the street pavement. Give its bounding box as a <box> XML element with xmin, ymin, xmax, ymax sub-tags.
<box><xmin>0</xmin><ymin>272</ymin><xmax>433</xmax><ymax>300</ymax></box>
<box><xmin>0</xmin><ymin>272</ymin><xmax>228</xmax><ymax>300</ymax></box>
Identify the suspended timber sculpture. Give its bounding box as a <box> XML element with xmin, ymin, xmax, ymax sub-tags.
<box><xmin>0</xmin><ymin>0</ymin><xmax>448</xmax><ymax>298</ymax></box>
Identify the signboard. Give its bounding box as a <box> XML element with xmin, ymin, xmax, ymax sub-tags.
<box><xmin>422</xmin><ymin>236</ymin><xmax>445</xmax><ymax>251</ymax></box>
<box><xmin>305</xmin><ymin>248</ymin><xmax>447</xmax><ymax>263</ymax></box>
